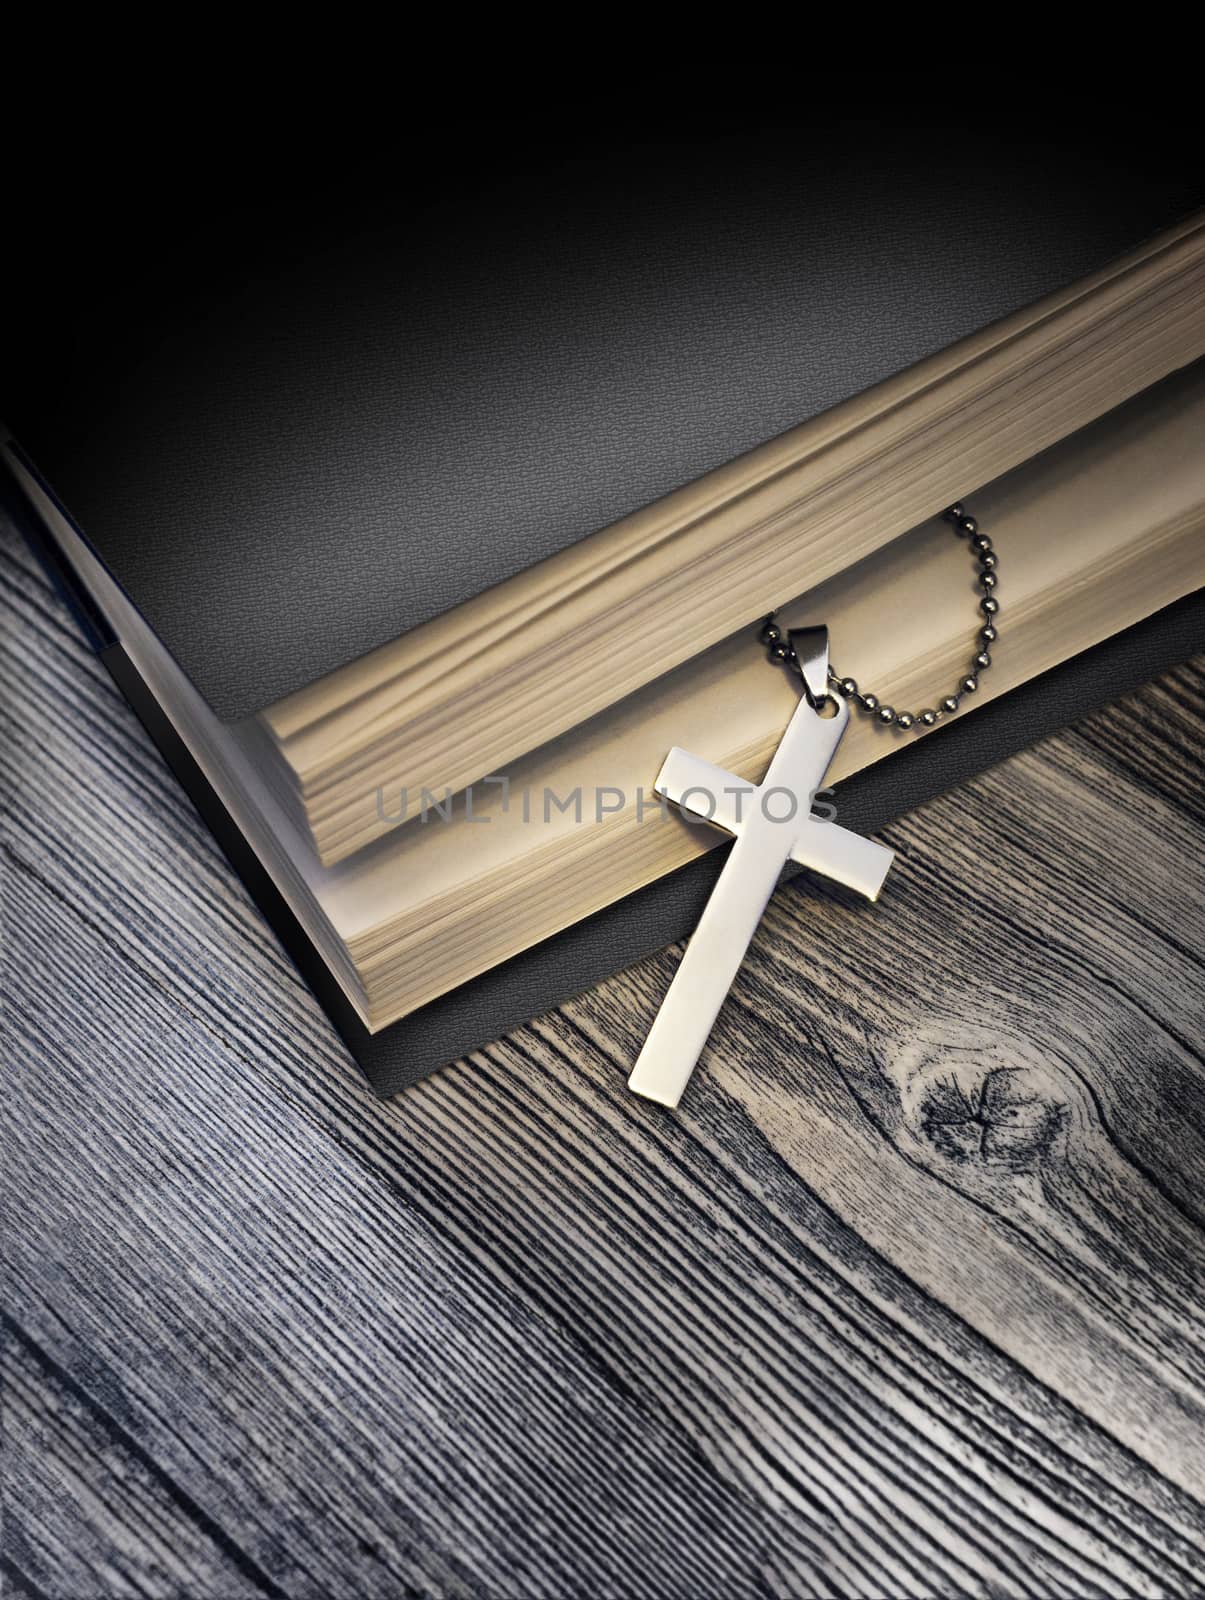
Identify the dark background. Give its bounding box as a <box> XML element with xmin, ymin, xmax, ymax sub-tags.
<box><xmin>5</xmin><ymin>102</ymin><xmax>1201</xmax><ymax>717</ymax></box>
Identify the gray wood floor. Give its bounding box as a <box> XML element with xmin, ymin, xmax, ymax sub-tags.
<box><xmin>2</xmin><ymin>513</ymin><xmax>1204</xmax><ymax>1600</ymax></box>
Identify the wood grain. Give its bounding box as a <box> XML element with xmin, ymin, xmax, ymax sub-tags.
<box><xmin>2</xmin><ymin>515</ymin><xmax>1204</xmax><ymax>1598</ymax></box>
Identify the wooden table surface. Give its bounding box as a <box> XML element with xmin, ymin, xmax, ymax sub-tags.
<box><xmin>3</xmin><ymin>514</ymin><xmax>1204</xmax><ymax>1600</ymax></box>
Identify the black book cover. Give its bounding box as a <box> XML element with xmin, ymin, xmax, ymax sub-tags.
<box><xmin>5</xmin><ymin>115</ymin><xmax>1200</xmax><ymax>719</ymax></box>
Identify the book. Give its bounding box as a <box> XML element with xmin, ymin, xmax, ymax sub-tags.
<box><xmin>6</xmin><ymin>126</ymin><xmax>1204</xmax><ymax>1091</ymax></box>
<box><xmin>11</xmin><ymin>356</ymin><xmax>1205</xmax><ymax>1028</ymax></box>
<box><xmin>256</xmin><ymin>215</ymin><xmax>1205</xmax><ymax>866</ymax></box>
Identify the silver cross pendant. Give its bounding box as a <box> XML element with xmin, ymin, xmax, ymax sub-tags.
<box><xmin>628</xmin><ymin>626</ymin><xmax>895</xmax><ymax>1108</ymax></box>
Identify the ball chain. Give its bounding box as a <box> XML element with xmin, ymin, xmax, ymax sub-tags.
<box><xmin>760</xmin><ymin>501</ymin><xmax>998</xmax><ymax>730</ymax></box>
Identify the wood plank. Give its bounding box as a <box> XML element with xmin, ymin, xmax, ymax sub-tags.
<box><xmin>1</xmin><ymin>1318</ymin><xmax>275</xmax><ymax>1599</ymax></box>
<box><xmin>2</xmin><ymin>519</ymin><xmax>1204</xmax><ymax>1595</ymax></box>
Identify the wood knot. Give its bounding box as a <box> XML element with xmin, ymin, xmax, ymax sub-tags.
<box><xmin>918</xmin><ymin>1066</ymin><xmax>1067</xmax><ymax>1172</ymax></box>
<box><xmin>883</xmin><ymin>1025</ymin><xmax>1077</xmax><ymax>1180</ymax></box>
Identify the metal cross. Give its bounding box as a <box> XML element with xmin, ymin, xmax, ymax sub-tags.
<box><xmin>628</xmin><ymin>627</ymin><xmax>894</xmax><ymax>1108</ymax></box>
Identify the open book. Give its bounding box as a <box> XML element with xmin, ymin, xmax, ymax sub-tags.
<box><xmin>6</xmin><ymin>210</ymin><xmax>1204</xmax><ymax>1090</ymax></box>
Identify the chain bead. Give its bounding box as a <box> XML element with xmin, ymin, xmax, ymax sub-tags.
<box><xmin>763</xmin><ymin>498</ymin><xmax>996</xmax><ymax>735</ymax></box>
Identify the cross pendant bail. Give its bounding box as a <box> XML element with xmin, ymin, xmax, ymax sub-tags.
<box><xmin>789</xmin><ymin>624</ymin><xmax>831</xmax><ymax>709</ymax></box>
